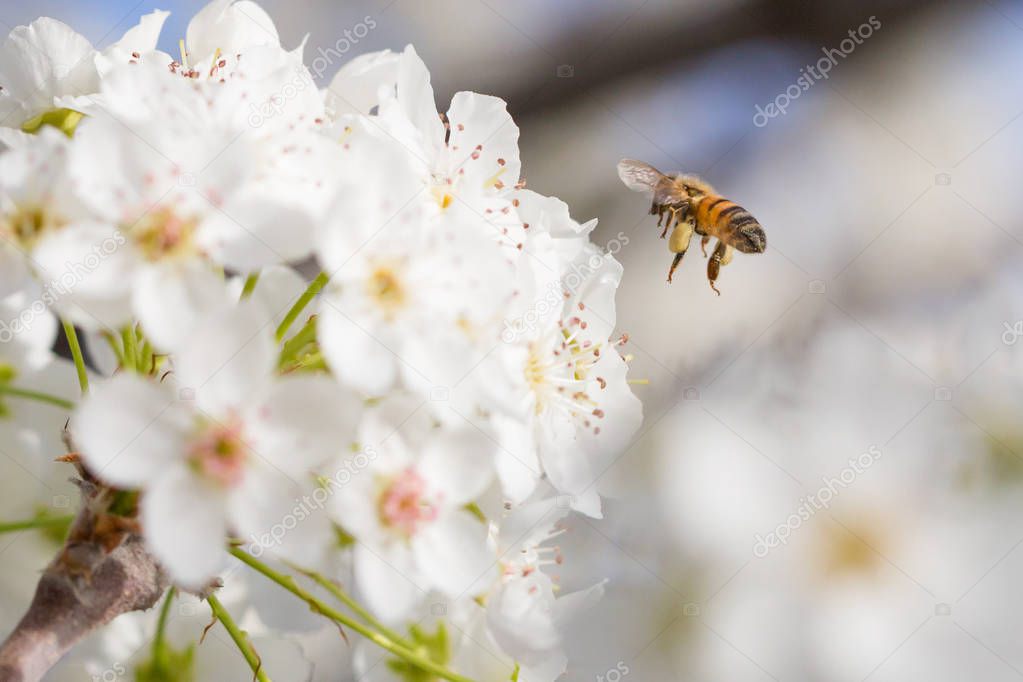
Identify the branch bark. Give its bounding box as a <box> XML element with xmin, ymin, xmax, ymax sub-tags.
<box><xmin>0</xmin><ymin>476</ymin><xmax>167</xmax><ymax>682</ymax></box>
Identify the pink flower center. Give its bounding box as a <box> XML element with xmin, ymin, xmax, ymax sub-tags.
<box><xmin>189</xmin><ymin>419</ymin><xmax>248</xmax><ymax>488</ymax></box>
<box><xmin>378</xmin><ymin>468</ymin><xmax>438</xmax><ymax>537</ymax></box>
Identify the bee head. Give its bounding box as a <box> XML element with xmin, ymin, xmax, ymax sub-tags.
<box><xmin>675</xmin><ymin>174</ymin><xmax>716</xmax><ymax>198</ymax></box>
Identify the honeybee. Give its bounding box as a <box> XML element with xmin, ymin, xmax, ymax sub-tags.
<box><xmin>617</xmin><ymin>159</ymin><xmax>766</xmax><ymax>295</ymax></box>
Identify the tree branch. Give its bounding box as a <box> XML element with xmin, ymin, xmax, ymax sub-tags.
<box><xmin>0</xmin><ymin>473</ymin><xmax>167</xmax><ymax>682</ymax></box>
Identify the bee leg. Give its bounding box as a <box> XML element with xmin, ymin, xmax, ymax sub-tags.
<box><xmin>666</xmin><ymin>219</ymin><xmax>694</xmax><ymax>284</ymax></box>
<box><xmin>700</xmin><ymin>234</ymin><xmax>710</xmax><ymax>257</ymax></box>
<box><xmin>707</xmin><ymin>241</ymin><xmax>727</xmax><ymax>296</ymax></box>
<box><xmin>667</xmin><ymin>251</ymin><xmax>686</xmax><ymax>283</ymax></box>
<box><xmin>659</xmin><ymin>208</ymin><xmax>674</xmax><ymax>239</ymax></box>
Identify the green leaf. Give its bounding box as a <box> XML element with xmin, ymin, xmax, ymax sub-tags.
<box><xmin>333</xmin><ymin>524</ymin><xmax>356</xmax><ymax>549</ymax></box>
<box><xmin>134</xmin><ymin>643</ymin><xmax>196</xmax><ymax>682</ymax></box>
<box><xmin>385</xmin><ymin>623</ymin><xmax>450</xmax><ymax>682</ymax></box>
<box><xmin>109</xmin><ymin>490</ymin><xmax>139</xmax><ymax>517</ymax></box>
<box><xmin>20</xmin><ymin>108</ymin><xmax>84</xmax><ymax>137</ymax></box>
<box><xmin>31</xmin><ymin>507</ymin><xmax>73</xmax><ymax>545</ymax></box>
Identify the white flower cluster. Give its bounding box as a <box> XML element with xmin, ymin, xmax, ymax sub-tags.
<box><xmin>0</xmin><ymin>1</ymin><xmax>642</xmax><ymax>679</ymax></box>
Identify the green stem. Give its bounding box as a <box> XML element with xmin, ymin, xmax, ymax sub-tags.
<box><xmin>121</xmin><ymin>326</ymin><xmax>138</xmax><ymax>372</ymax></box>
<box><xmin>102</xmin><ymin>331</ymin><xmax>125</xmax><ymax>368</ymax></box>
<box><xmin>207</xmin><ymin>593</ymin><xmax>271</xmax><ymax>682</ymax></box>
<box><xmin>152</xmin><ymin>587</ymin><xmax>176</xmax><ymax>661</ymax></box>
<box><xmin>275</xmin><ymin>272</ymin><xmax>328</xmax><ymax>342</ymax></box>
<box><xmin>0</xmin><ymin>385</ymin><xmax>74</xmax><ymax>410</ymax></box>
<box><xmin>62</xmin><ymin>320</ymin><xmax>89</xmax><ymax>393</ymax></box>
<box><xmin>240</xmin><ymin>272</ymin><xmax>261</xmax><ymax>300</ymax></box>
<box><xmin>229</xmin><ymin>548</ymin><xmax>471</xmax><ymax>682</ymax></box>
<box><xmin>285</xmin><ymin>561</ymin><xmax>410</xmax><ymax>647</ymax></box>
<box><xmin>0</xmin><ymin>515</ymin><xmax>75</xmax><ymax>535</ymax></box>
<box><xmin>277</xmin><ymin>316</ymin><xmax>318</xmax><ymax>369</ymax></box>
<box><xmin>140</xmin><ymin>339</ymin><xmax>154</xmax><ymax>375</ymax></box>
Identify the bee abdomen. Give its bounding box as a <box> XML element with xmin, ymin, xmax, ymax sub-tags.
<box><xmin>730</xmin><ymin>211</ymin><xmax>766</xmax><ymax>253</ymax></box>
<box><xmin>713</xmin><ymin>201</ymin><xmax>765</xmax><ymax>254</ymax></box>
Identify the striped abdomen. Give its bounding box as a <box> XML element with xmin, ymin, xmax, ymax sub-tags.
<box><xmin>695</xmin><ymin>195</ymin><xmax>766</xmax><ymax>254</ymax></box>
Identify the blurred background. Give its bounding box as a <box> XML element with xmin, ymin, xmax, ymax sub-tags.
<box><xmin>3</xmin><ymin>0</ymin><xmax>1023</xmax><ymax>679</ymax></box>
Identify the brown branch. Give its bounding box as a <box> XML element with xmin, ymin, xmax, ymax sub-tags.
<box><xmin>0</xmin><ymin>474</ymin><xmax>167</xmax><ymax>682</ymax></box>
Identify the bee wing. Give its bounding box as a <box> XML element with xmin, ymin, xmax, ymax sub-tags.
<box><xmin>617</xmin><ymin>159</ymin><xmax>666</xmax><ymax>194</ymax></box>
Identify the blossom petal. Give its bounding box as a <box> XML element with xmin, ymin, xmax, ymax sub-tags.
<box><xmin>142</xmin><ymin>467</ymin><xmax>228</xmax><ymax>589</ymax></box>
<box><xmin>0</xmin><ymin>244</ymin><xmax>32</xmax><ymax>301</ymax></box>
<box><xmin>486</xmin><ymin>571</ymin><xmax>562</xmax><ymax>666</ymax></box>
<box><xmin>325</xmin><ymin>49</ymin><xmax>399</xmax><ymax>118</ymax></box>
<box><xmin>0</xmin><ymin>18</ymin><xmax>97</xmax><ymax>124</ymax></box>
<box><xmin>32</xmin><ymin>221</ymin><xmax>134</xmax><ymax>331</ymax></box>
<box><xmin>318</xmin><ymin>297</ymin><xmax>397</xmax><ymax>396</ymax></box>
<box><xmin>394</xmin><ymin>45</ymin><xmax>445</xmax><ymax>153</ymax></box>
<box><xmin>354</xmin><ymin>543</ymin><xmax>424</xmax><ymax>624</ymax></box>
<box><xmin>95</xmin><ymin>10</ymin><xmax>169</xmax><ymax>76</ymax></box>
<box><xmin>446</xmin><ymin>91</ymin><xmax>520</xmax><ymax>194</ymax></box>
<box><xmin>228</xmin><ymin>464</ymin><xmax>334</xmax><ymax>569</ymax></box>
<box><xmin>72</xmin><ymin>374</ymin><xmax>191</xmax><ymax>488</ymax></box>
<box><xmin>201</xmin><ymin>189</ymin><xmax>319</xmax><ymax>270</ymax></box>
<box><xmin>133</xmin><ymin>260</ymin><xmax>230</xmax><ymax>352</ymax></box>
<box><xmin>186</xmin><ymin>0</ymin><xmax>279</xmax><ymax>62</ymax></box>
<box><xmin>0</xmin><ymin>290</ymin><xmax>58</xmax><ymax>369</ymax></box>
<box><xmin>491</xmin><ymin>413</ymin><xmax>542</xmax><ymax>505</ymax></box>
<box><xmin>173</xmin><ymin>299</ymin><xmax>276</xmax><ymax>416</ymax></box>
<box><xmin>413</xmin><ymin>513</ymin><xmax>495</xmax><ymax>598</ymax></box>
<box><xmin>245</xmin><ymin>374</ymin><xmax>360</xmax><ymax>475</ymax></box>
<box><xmin>419</xmin><ymin>429</ymin><xmax>496</xmax><ymax>506</ymax></box>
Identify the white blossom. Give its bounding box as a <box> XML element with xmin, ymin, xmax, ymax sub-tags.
<box><xmin>73</xmin><ymin>302</ymin><xmax>360</xmax><ymax>588</ymax></box>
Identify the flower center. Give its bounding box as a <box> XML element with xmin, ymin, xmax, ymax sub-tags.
<box><xmin>131</xmin><ymin>207</ymin><xmax>199</xmax><ymax>261</ymax></box>
<box><xmin>188</xmin><ymin>418</ymin><xmax>248</xmax><ymax>488</ymax></box>
<box><xmin>2</xmin><ymin>204</ymin><xmax>62</xmax><ymax>248</ymax></box>
<box><xmin>378</xmin><ymin>467</ymin><xmax>438</xmax><ymax>537</ymax></box>
<box><xmin>525</xmin><ymin>349</ymin><xmax>547</xmax><ymax>393</ymax></box>
<box><xmin>819</xmin><ymin>520</ymin><xmax>887</xmax><ymax>577</ymax></box>
<box><xmin>366</xmin><ymin>265</ymin><xmax>406</xmax><ymax>316</ymax></box>
<box><xmin>430</xmin><ymin>184</ymin><xmax>454</xmax><ymax>210</ymax></box>
<box><xmin>522</xmin><ymin>318</ymin><xmax>621</xmax><ymax>434</ymax></box>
